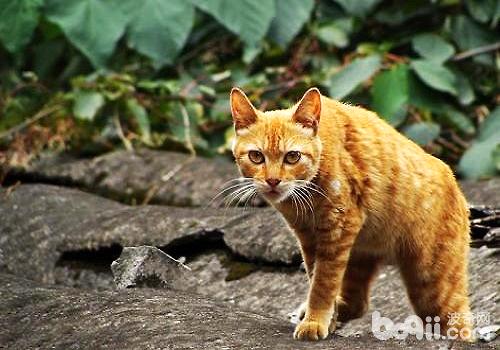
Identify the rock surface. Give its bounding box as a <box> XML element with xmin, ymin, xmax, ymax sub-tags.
<box><xmin>461</xmin><ymin>179</ymin><xmax>500</xmax><ymax>206</ymax></box>
<box><xmin>110</xmin><ymin>248</ymin><xmax>500</xmax><ymax>338</ymax></box>
<box><xmin>11</xmin><ymin>149</ymin><xmax>240</xmax><ymax>206</ymax></box>
<box><xmin>0</xmin><ymin>184</ymin><xmax>299</xmax><ymax>283</ymax></box>
<box><xmin>1</xmin><ymin>184</ymin><xmax>498</xmax><ymax>340</ymax></box>
<box><xmin>11</xmin><ymin>149</ymin><xmax>500</xmax><ymax>206</ymax></box>
<box><xmin>111</xmin><ymin>246</ymin><xmax>194</xmax><ymax>289</ymax></box>
<box><xmin>0</xmin><ymin>272</ymin><xmax>495</xmax><ymax>350</ymax></box>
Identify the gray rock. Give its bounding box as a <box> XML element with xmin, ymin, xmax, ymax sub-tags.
<box><xmin>461</xmin><ymin>179</ymin><xmax>500</xmax><ymax>206</ymax></box>
<box><xmin>13</xmin><ymin>149</ymin><xmax>241</xmax><ymax>206</ymax></box>
<box><xmin>1</xmin><ymin>184</ymin><xmax>498</xmax><ymax>337</ymax></box>
<box><xmin>222</xmin><ymin>208</ymin><xmax>300</xmax><ymax>264</ymax></box>
<box><xmin>477</xmin><ymin>325</ymin><xmax>500</xmax><ymax>342</ymax></box>
<box><xmin>0</xmin><ymin>272</ymin><xmax>494</xmax><ymax>350</ymax></box>
<box><xmin>0</xmin><ymin>184</ymin><xmax>298</xmax><ymax>283</ymax></box>
<box><xmin>185</xmin><ymin>252</ymin><xmax>308</xmax><ymax>321</ymax></box>
<box><xmin>0</xmin><ymin>248</ymin><xmax>5</xmax><ymax>271</ymax></box>
<box><xmin>111</xmin><ymin>246</ymin><xmax>194</xmax><ymax>289</ymax></box>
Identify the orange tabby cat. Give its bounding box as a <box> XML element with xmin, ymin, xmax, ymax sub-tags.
<box><xmin>229</xmin><ymin>87</ymin><xmax>471</xmax><ymax>341</ymax></box>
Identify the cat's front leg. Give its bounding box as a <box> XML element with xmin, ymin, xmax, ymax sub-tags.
<box><xmin>293</xmin><ymin>208</ymin><xmax>363</xmax><ymax>341</ymax></box>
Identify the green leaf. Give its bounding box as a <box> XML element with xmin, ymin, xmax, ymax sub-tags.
<box><xmin>453</xmin><ymin>69</ymin><xmax>475</xmax><ymax>105</ymax></box>
<box><xmin>412</xmin><ymin>34</ymin><xmax>455</xmax><ymax>63</ymax></box>
<box><xmin>448</xmin><ymin>15</ymin><xmax>498</xmax><ymax>51</ymax></box>
<box><xmin>126</xmin><ymin>0</ymin><xmax>194</xmax><ymax>68</ymax></box>
<box><xmin>441</xmin><ymin>107</ymin><xmax>475</xmax><ymax>136</ymax></box>
<box><xmin>407</xmin><ymin>71</ymin><xmax>445</xmax><ymax>112</ymax></box>
<box><xmin>268</xmin><ymin>0</ymin><xmax>314</xmax><ymax>47</ymax></box>
<box><xmin>403</xmin><ymin>122</ymin><xmax>441</xmax><ymax>146</ymax></box>
<box><xmin>493</xmin><ymin>144</ymin><xmax>500</xmax><ymax>171</ymax></box>
<box><xmin>73</xmin><ymin>91</ymin><xmax>104</xmax><ymax>121</ymax></box>
<box><xmin>191</xmin><ymin>0</ymin><xmax>275</xmax><ymax>46</ymax></box>
<box><xmin>45</xmin><ymin>0</ymin><xmax>128</xmax><ymax>67</ymax></box>
<box><xmin>329</xmin><ymin>55</ymin><xmax>381</xmax><ymax>99</ymax></box>
<box><xmin>333</xmin><ymin>0</ymin><xmax>381</xmax><ymax>17</ymax></box>
<box><xmin>448</xmin><ymin>15</ymin><xmax>498</xmax><ymax>65</ymax></box>
<box><xmin>315</xmin><ymin>23</ymin><xmax>349</xmax><ymax>48</ymax></box>
<box><xmin>371</xmin><ymin>64</ymin><xmax>409</xmax><ymax>126</ymax></box>
<box><xmin>242</xmin><ymin>43</ymin><xmax>262</xmax><ymax>64</ymax></box>
<box><xmin>126</xmin><ymin>98</ymin><xmax>151</xmax><ymax>144</ymax></box>
<box><xmin>0</xmin><ymin>0</ymin><xmax>43</xmax><ymax>53</ymax></box>
<box><xmin>465</xmin><ymin>0</ymin><xmax>496</xmax><ymax>23</ymax></box>
<box><xmin>410</xmin><ymin>59</ymin><xmax>457</xmax><ymax>96</ymax></box>
<box><xmin>458</xmin><ymin>137</ymin><xmax>499</xmax><ymax>179</ymax></box>
<box><xmin>458</xmin><ymin>107</ymin><xmax>500</xmax><ymax>179</ymax></box>
<box><xmin>478</xmin><ymin>107</ymin><xmax>500</xmax><ymax>142</ymax></box>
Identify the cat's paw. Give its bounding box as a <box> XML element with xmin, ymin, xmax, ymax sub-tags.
<box><xmin>293</xmin><ymin>320</ymin><xmax>329</xmax><ymax>341</ymax></box>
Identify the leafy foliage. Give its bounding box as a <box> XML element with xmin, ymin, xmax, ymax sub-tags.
<box><xmin>329</xmin><ymin>55</ymin><xmax>382</xmax><ymax>99</ymax></box>
<box><xmin>371</xmin><ymin>64</ymin><xmax>409</xmax><ymax>126</ymax></box>
<box><xmin>0</xmin><ymin>0</ymin><xmax>43</xmax><ymax>53</ymax></box>
<box><xmin>0</xmin><ymin>0</ymin><xmax>499</xmax><ymax>179</ymax></box>
<box><xmin>127</xmin><ymin>0</ymin><xmax>195</xmax><ymax>68</ymax></box>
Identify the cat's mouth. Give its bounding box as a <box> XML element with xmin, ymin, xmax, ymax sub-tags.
<box><xmin>262</xmin><ymin>188</ymin><xmax>288</xmax><ymax>202</ymax></box>
<box><xmin>266</xmin><ymin>189</ymin><xmax>281</xmax><ymax>197</ymax></box>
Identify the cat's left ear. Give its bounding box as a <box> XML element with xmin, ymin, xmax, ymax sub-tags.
<box><xmin>292</xmin><ymin>88</ymin><xmax>321</xmax><ymax>134</ymax></box>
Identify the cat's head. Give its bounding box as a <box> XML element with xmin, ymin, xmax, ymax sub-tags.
<box><xmin>230</xmin><ymin>87</ymin><xmax>323</xmax><ymax>204</ymax></box>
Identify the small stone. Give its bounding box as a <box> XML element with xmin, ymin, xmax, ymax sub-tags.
<box><xmin>111</xmin><ymin>246</ymin><xmax>195</xmax><ymax>290</ymax></box>
<box><xmin>477</xmin><ymin>325</ymin><xmax>500</xmax><ymax>342</ymax></box>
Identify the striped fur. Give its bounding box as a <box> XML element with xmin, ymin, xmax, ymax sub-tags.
<box><xmin>230</xmin><ymin>88</ymin><xmax>471</xmax><ymax>341</ymax></box>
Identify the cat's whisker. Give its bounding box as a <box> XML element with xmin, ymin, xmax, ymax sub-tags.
<box><xmin>207</xmin><ymin>179</ymin><xmax>253</xmax><ymax>207</ymax></box>
<box><xmin>293</xmin><ymin>180</ymin><xmax>333</xmax><ymax>205</ymax></box>
<box><xmin>220</xmin><ymin>177</ymin><xmax>252</xmax><ymax>186</ymax></box>
<box><xmin>295</xmin><ymin>186</ymin><xmax>315</xmax><ymax>226</ymax></box>
<box><xmin>224</xmin><ymin>184</ymin><xmax>255</xmax><ymax>209</ymax></box>
<box><xmin>292</xmin><ymin>187</ymin><xmax>307</xmax><ymax>222</ymax></box>
<box><xmin>224</xmin><ymin>184</ymin><xmax>254</xmax><ymax>203</ymax></box>
<box><xmin>220</xmin><ymin>184</ymin><xmax>253</xmax><ymax>208</ymax></box>
<box><xmin>242</xmin><ymin>188</ymin><xmax>258</xmax><ymax>211</ymax></box>
<box><xmin>221</xmin><ymin>184</ymin><xmax>256</xmax><ymax>218</ymax></box>
<box><xmin>289</xmin><ymin>190</ymin><xmax>300</xmax><ymax>225</ymax></box>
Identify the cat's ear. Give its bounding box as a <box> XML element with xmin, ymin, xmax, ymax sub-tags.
<box><xmin>292</xmin><ymin>88</ymin><xmax>321</xmax><ymax>134</ymax></box>
<box><xmin>230</xmin><ymin>87</ymin><xmax>258</xmax><ymax>133</ymax></box>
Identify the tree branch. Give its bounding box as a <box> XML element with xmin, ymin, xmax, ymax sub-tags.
<box><xmin>452</xmin><ymin>42</ymin><xmax>500</xmax><ymax>61</ymax></box>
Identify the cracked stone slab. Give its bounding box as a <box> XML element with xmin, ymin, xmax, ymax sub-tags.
<box><xmin>0</xmin><ymin>272</ymin><xmax>495</xmax><ymax>350</ymax></box>
<box><xmin>0</xmin><ymin>184</ymin><xmax>299</xmax><ymax>283</ymax></box>
<box><xmin>12</xmin><ymin>149</ymin><xmax>242</xmax><ymax>207</ymax></box>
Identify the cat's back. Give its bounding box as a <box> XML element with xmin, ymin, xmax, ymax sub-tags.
<box><xmin>319</xmin><ymin>95</ymin><xmax>447</xmax><ymax>179</ymax></box>
<box><xmin>318</xmin><ymin>96</ymin><xmax>467</xmax><ymax>242</ymax></box>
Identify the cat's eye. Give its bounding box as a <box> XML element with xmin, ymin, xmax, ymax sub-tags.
<box><xmin>284</xmin><ymin>151</ymin><xmax>301</xmax><ymax>164</ymax></box>
<box><xmin>248</xmin><ymin>150</ymin><xmax>265</xmax><ymax>164</ymax></box>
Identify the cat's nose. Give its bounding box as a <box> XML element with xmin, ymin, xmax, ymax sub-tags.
<box><xmin>266</xmin><ymin>178</ymin><xmax>281</xmax><ymax>187</ymax></box>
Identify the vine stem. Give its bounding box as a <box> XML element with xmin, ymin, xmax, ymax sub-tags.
<box><xmin>112</xmin><ymin>114</ymin><xmax>133</xmax><ymax>151</ymax></box>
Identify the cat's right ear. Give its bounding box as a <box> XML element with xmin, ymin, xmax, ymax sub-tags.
<box><xmin>230</xmin><ymin>87</ymin><xmax>258</xmax><ymax>133</ymax></box>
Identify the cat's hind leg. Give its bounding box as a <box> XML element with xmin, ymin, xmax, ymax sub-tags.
<box><xmin>398</xmin><ymin>223</ymin><xmax>472</xmax><ymax>341</ymax></box>
<box><xmin>337</xmin><ymin>253</ymin><xmax>382</xmax><ymax>323</ymax></box>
